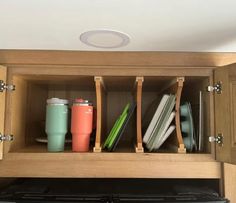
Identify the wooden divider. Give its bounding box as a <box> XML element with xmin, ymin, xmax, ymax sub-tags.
<box><xmin>135</xmin><ymin>77</ymin><xmax>144</xmax><ymax>153</ymax></box>
<box><xmin>93</xmin><ymin>76</ymin><xmax>106</xmax><ymax>152</ymax></box>
<box><xmin>162</xmin><ymin>77</ymin><xmax>186</xmax><ymax>153</ymax></box>
<box><xmin>175</xmin><ymin>77</ymin><xmax>186</xmax><ymax>153</ymax></box>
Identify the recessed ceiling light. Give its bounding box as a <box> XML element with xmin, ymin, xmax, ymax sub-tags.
<box><xmin>80</xmin><ymin>29</ymin><xmax>130</xmax><ymax>48</ymax></box>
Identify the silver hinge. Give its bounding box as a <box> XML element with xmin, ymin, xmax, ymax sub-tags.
<box><xmin>0</xmin><ymin>80</ymin><xmax>15</xmax><ymax>92</ymax></box>
<box><xmin>0</xmin><ymin>133</ymin><xmax>13</xmax><ymax>142</ymax></box>
<box><xmin>209</xmin><ymin>134</ymin><xmax>223</xmax><ymax>146</ymax></box>
<box><xmin>207</xmin><ymin>81</ymin><xmax>222</xmax><ymax>94</ymax></box>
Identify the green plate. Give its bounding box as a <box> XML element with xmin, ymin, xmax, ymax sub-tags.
<box><xmin>103</xmin><ymin>103</ymin><xmax>130</xmax><ymax>150</ymax></box>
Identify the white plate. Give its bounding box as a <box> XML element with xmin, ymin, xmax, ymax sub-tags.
<box><xmin>36</xmin><ymin>137</ymin><xmax>72</xmax><ymax>143</ymax></box>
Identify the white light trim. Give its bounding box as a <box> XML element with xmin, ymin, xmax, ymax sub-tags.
<box><xmin>80</xmin><ymin>30</ymin><xmax>130</xmax><ymax>48</ymax></box>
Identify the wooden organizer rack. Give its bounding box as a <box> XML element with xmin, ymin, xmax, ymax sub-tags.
<box><xmin>175</xmin><ymin>77</ymin><xmax>186</xmax><ymax>153</ymax></box>
<box><xmin>162</xmin><ymin>77</ymin><xmax>186</xmax><ymax>153</ymax></box>
<box><xmin>135</xmin><ymin>77</ymin><xmax>144</xmax><ymax>153</ymax></box>
<box><xmin>93</xmin><ymin>76</ymin><xmax>186</xmax><ymax>153</ymax></box>
<box><xmin>93</xmin><ymin>76</ymin><xmax>105</xmax><ymax>153</ymax></box>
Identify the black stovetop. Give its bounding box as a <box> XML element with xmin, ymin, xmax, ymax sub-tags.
<box><xmin>0</xmin><ymin>178</ymin><xmax>229</xmax><ymax>203</ymax></box>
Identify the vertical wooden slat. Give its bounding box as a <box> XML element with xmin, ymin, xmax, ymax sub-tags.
<box><xmin>135</xmin><ymin>77</ymin><xmax>144</xmax><ymax>153</ymax></box>
<box><xmin>93</xmin><ymin>76</ymin><xmax>105</xmax><ymax>152</ymax></box>
<box><xmin>175</xmin><ymin>77</ymin><xmax>186</xmax><ymax>153</ymax></box>
<box><xmin>158</xmin><ymin>77</ymin><xmax>186</xmax><ymax>153</ymax></box>
<box><xmin>0</xmin><ymin>66</ymin><xmax>7</xmax><ymax>160</ymax></box>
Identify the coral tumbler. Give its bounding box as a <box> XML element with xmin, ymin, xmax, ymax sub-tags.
<box><xmin>71</xmin><ymin>99</ymin><xmax>93</xmax><ymax>152</ymax></box>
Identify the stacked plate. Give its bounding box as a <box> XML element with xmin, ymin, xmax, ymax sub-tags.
<box><xmin>143</xmin><ymin>94</ymin><xmax>176</xmax><ymax>151</ymax></box>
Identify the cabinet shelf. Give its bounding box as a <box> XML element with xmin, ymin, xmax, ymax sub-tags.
<box><xmin>1</xmin><ymin>151</ymin><xmax>220</xmax><ymax>178</ymax></box>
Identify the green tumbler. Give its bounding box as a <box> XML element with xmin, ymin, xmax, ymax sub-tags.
<box><xmin>45</xmin><ymin>98</ymin><xmax>69</xmax><ymax>152</ymax></box>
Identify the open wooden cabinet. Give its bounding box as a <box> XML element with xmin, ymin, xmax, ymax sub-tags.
<box><xmin>0</xmin><ymin>51</ymin><xmax>235</xmax><ymax>201</ymax></box>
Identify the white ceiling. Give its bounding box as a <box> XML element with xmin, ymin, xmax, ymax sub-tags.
<box><xmin>1</xmin><ymin>0</ymin><xmax>236</xmax><ymax>52</ymax></box>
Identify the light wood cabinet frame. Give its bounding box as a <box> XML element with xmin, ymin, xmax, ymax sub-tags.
<box><xmin>0</xmin><ymin>51</ymin><xmax>236</xmax><ymax>202</ymax></box>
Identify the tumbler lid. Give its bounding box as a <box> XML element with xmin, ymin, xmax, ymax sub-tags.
<box><xmin>74</xmin><ymin>98</ymin><xmax>92</xmax><ymax>106</ymax></box>
<box><xmin>47</xmin><ymin>98</ymin><xmax>69</xmax><ymax>105</ymax></box>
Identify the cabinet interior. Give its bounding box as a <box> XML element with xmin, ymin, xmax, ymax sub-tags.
<box><xmin>142</xmin><ymin>76</ymin><xmax>211</xmax><ymax>153</ymax></box>
<box><xmin>102</xmin><ymin>76</ymin><xmax>137</xmax><ymax>152</ymax></box>
<box><xmin>6</xmin><ymin>73</ymin><xmax>212</xmax><ymax>154</ymax></box>
<box><xmin>8</xmin><ymin>75</ymin><xmax>96</xmax><ymax>152</ymax></box>
<box><xmin>181</xmin><ymin>77</ymin><xmax>212</xmax><ymax>153</ymax></box>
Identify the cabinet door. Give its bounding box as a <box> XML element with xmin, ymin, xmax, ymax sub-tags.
<box><xmin>214</xmin><ymin>64</ymin><xmax>236</xmax><ymax>164</ymax></box>
<box><xmin>0</xmin><ymin>65</ymin><xmax>7</xmax><ymax>160</ymax></box>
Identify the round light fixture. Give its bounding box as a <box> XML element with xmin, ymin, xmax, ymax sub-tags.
<box><xmin>80</xmin><ymin>30</ymin><xmax>130</xmax><ymax>48</ymax></box>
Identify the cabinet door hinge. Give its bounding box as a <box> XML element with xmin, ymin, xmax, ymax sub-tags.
<box><xmin>209</xmin><ymin>133</ymin><xmax>223</xmax><ymax>146</ymax></box>
<box><xmin>206</xmin><ymin>81</ymin><xmax>222</xmax><ymax>94</ymax></box>
<box><xmin>0</xmin><ymin>80</ymin><xmax>15</xmax><ymax>92</ymax></box>
<box><xmin>0</xmin><ymin>133</ymin><xmax>13</xmax><ymax>142</ymax></box>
